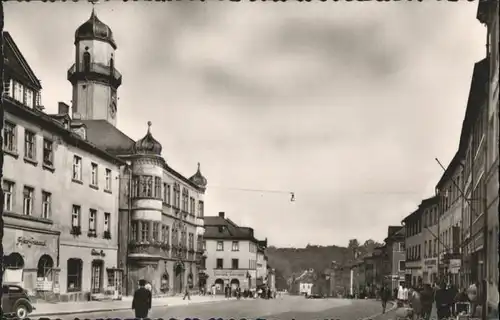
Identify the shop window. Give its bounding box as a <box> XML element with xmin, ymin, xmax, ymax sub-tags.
<box><xmin>5</xmin><ymin>252</ymin><xmax>25</xmax><ymax>269</ymax></box>
<box><xmin>37</xmin><ymin>255</ymin><xmax>54</xmax><ymax>278</ymax></box>
<box><xmin>67</xmin><ymin>258</ymin><xmax>83</xmax><ymax>292</ymax></box>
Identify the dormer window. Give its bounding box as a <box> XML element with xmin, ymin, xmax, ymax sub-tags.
<box><xmin>83</xmin><ymin>52</ymin><xmax>91</xmax><ymax>72</ymax></box>
<box><xmin>218</xmin><ymin>226</ymin><xmax>224</xmax><ymax>233</ymax></box>
<box><xmin>25</xmin><ymin>88</ymin><xmax>33</xmax><ymax>108</ymax></box>
<box><xmin>13</xmin><ymin>81</ymin><xmax>23</xmax><ymax>102</ymax></box>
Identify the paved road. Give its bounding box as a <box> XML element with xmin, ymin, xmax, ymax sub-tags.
<box><xmin>45</xmin><ymin>297</ymin><xmax>391</xmax><ymax>320</ymax></box>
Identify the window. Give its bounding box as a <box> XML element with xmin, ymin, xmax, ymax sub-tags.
<box><xmin>72</xmin><ymin>156</ymin><xmax>82</xmax><ymax>181</ymax></box>
<box><xmin>139</xmin><ymin>176</ymin><xmax>153</xmax><ymax>197</ymax></box>
<box><xmin>24</xmin><ymin>130</ymin><xmax>36</xmax><ymax>160</ymax></box>
<box><xmin>131</xmin><ymin>221</ymin><xmax>138</xmax><ymax>241</ymax></box>
<box><xmin>398</xmin><ymin>242</ymin><xmax>405</xmax><ymax>251</ymax></box>
<box><xmin>42</xmin><ymin>139</ymin><xmax>54</xmax><ymax>166</ymax></box>
<box><xmin>105</xmin><ymin>169</ymin><xmax>112</xmax><ymax>191</ymax></box>
<box><xmin>154</xmin><ymin>177</ymin><xmax>162</xmax><ymax>198</ymax></box>
<box><xmin>424</xmin><ymin>241</ymin><xmax>427</xmax><ymax>258</ymax></box>
<box><xmin>67</xmin><ymin>258</ymin><xmax>83</xmax><ymax>292</ymax></box>
<box><xmin>165</xmin><ymin>184</ymin><xmax>171</xmax><ymax>204</ymax></box>
<box><xmin>3</xmin><ymin>121</ymin><xmax>16</xmax><ymax>152</ymax></box>
<box><xmin>190</xmin><ymin>197</ymin><xmax>195</xmax><ymax>215</ymax></box>
<box><xmin>140</xmin><ymin>221</ymin><xmax>149</xmax><ymax>242</ymax></box>
<box><xmin>216</xmin><ymin>241</ymin><xmax>224</xmax><ymax>251</ymax></box>
<box><xmin>83</xmin><ymin>52</ymin><xmax>91</xmax><ymax>72</ymax></box>
<box><xmin>232</xmin><ymin>259</ymin><xmax>239</xmax><ymax>270</ymax></box>
<box><xmin>202</xmin><ymin>240</ymin><xmax>206</xmax><ymax>251</ymax></box>
<box><xmin>72</xmin><ymin>205</ymin><xmax>81</xmax><ymax>227</ymax></box>
<box><xmin>104</xmin><ymin>212</ymin><xmax>110</xmax><ymax>232</ymax></box>
<box><xmin>23</xmin><ymin>186</ymin><xmax>34</xmax><ymax>215</ymax></box>
<box><xmin>3</xmin><ymin>180</ymin><xmax>14</xmax><ymax>212</ymax></box>
<box><xmin>41</xmin><ymin>191</ymin><xmax>51</xmax><ymax>219</ymax></box>
<box><xmin>152</xmin><ymin>222</ymin><xmax>159</xmax><ymax>241</ymax></box>
<box><xmin>429</xmin><ymin>239</ymin><xmax>432</xmax><ymax>257</ymax></box>
<box><xmin>232</xmin><ymin>241</ymin><xmax>239</xmax><ymax>251</ymax></box>
<box><xmin>216</xmin><ymin>259</ymin><xmax>223</xmax><ymax>269</ymax></box>
<box><xmin>198</xmin><ymin>200</ymin><xmax>204</xmax><ymax>218</ymax></box>
<box><xmin>91</xmin><ymin>163</ymin><xmax>98</xmax><ymax>186</ymax></box>
<box><xmin>182</xmin><ymin>188</ymin><xmax>188</xmax><ymax>211</ymax></box>
<box><xmin>174</xmin><ymin>184</ymin><xmax>180</xmax><ymax>208</ymax></box>
<box><xmin>13</xmin><ymin>81</ymin><xmax>23</xmax><ymax>102</ymax></box>
<box><xmin>25</xmin><ymin>88</ymin><xmax>33</xmax><ymax>108</ymax></box>
<box><xmin>188</xmin><ymin>233</ymin><xmax>194</xmax><ymax>250</ymax></box>
<box><xmin>89</xmin><ymin>209</ymin><xmax>97</xmax><ymax>232</ymax></box>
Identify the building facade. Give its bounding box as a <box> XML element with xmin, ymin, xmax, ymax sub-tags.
<box><xmin>477</xmin><ymin>0</ymin><xmax>499</xmax><ymax>316</ymax></box>
<box><xmin>420</xmin><ymin>196</ymin><xmax>440</xmax><ymax>285</ymax></box>
<box><xmin>2</xmin><ymin>31</ymin><xmax>123</xmax><ymax>301</ymax></box>
<box><xmin>63</xmin><ymin>10</ymin><xmax>207</xmax><ymax>296</ymax></box>
<box><xmin>384</xmin><ymin>226</ymin><xmax>405</xmax><ymax>291</ymax></box>
<box><xmin>203</xmin><ymin>212</ymin><xmax>268</xmax><ymax>293</ymax></box>
<box><xmin>402</xmin><ymin>208</ymin><xmax>423</xmax><ymax>287</ymax></box>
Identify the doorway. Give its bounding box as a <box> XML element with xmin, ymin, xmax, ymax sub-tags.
<box><xmin>173</xmin><ymin>262</ymin><xmax>184</xmax><ymax>294</ymax></box>
<box><xmin>91</xmin><ymin>260</ymin><xmax>104</xmax><ymax>294</ymax></box>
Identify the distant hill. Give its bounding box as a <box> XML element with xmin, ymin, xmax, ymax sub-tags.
<box><xmin>266</xmin><ymin>239</ymin><xmax>382</xmax><ymax>290</ymax></box>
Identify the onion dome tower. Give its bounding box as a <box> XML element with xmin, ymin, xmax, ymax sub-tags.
<box><xmin>132</xmin><ymin>121</ymin><xmax>162</xmax><ymax>156</ymax></box>
<box><xmin>68</xmin><ymin>8</ymin><xmax>122</xmax><ymax>127</ymax></box>
<box><xmin>189</xmin><ymin>163</ymin><xmax>208</xmax><ymax>191</ymax></box>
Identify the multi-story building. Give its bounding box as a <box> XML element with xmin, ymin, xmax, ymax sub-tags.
<box><xmin>2</xmin><ymin>31</ymin><xmax>123</xmax><ymax>300</ymax></box>
<box><xmin>477</xmin><ymin>0</ymin><xmax>499</xmax><ymax>316</ymax></box>
<box><xmin>435</xmin><ymin>152</ymin><xmax>464</xmax><ymax>287</ymax></box>
<box><xmin>383</xmin><ymin>226</ymin><xmax>405</xmax><ymax>291</ymax></box>
<box><xmin>63</xmin><ymin>10</ymin><xmax>207</xmax><ymax>296</ymax></box>
<box><xmin>402</xmin><ymin>207</ymin><xmax>423</xmax><ymax>287</ymax></box>
<box><xmin>256</xmin><ymin>239</ymin><xmax>268</xmax><ymax>286</ymax></box>
<box><xmin>459</xmin><ymin>57</ymin><xmax>489</xmax><ymax>290</ymax></box>
<box><xmin>419</xmin><ymin>196</ymin><xmax>440</xmax><ymax>285</ymax></box>
<box><xmin>203</xmin><ymin>212</ymin><xmax>268</xmax><ymax>293</ymax></box>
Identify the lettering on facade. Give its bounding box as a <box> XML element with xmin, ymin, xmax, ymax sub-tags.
<box><xmin>448</xmin><ymin>259</ymin><xmax>461</xmax><ymax>274</ymax></box>
<box><xmin>424</xmin><ymin>258</ymin><xmax>437</xmax><ymax>267</ymax></box>
<box><xmin>91</xmin><ymin>249</ymin><xmax>106</xmax><ymax>257</ymax></box>
<box><xmin>17</xmin><ymin>237</ymin><xmax>47</xmax><ymax>248</ymax></box>
<box><xmin>213</xmin><ymin>270</ymin><xmax>247</xmax><ymax>278</ymax></box>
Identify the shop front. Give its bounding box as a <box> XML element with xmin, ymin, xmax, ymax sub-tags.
<box><xmin>3</xmin><ymin>226</ymin><xmax>60</xmax><ymax>296</ymax></box>
<box><xmin>59</xmin><ymin>244</ymin><xmax>121</xmax><ymax>301</ymax></box>
<box><xmin>212</xmin><ymin>269</ymin><xmax>249</xmax><ymax>291</ymax></box>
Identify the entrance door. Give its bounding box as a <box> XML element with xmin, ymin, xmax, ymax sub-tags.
<box><xmin>91</xmin><ymin>260</ymin><xmax>103</xmax><ymax>294</ymax></box>
<box><xmin>174</xmin><ymin>264</ymin><xmax>183</xmax><ymax>293</ymax></box>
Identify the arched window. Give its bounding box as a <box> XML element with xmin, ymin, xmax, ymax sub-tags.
<box><xmin>5</xmin><ymin>253</ymin><xmax>24</xmax><ymax>269</ymax></box>
<box><xmin>83</xmin><ymin>52</ymin><xmax>91</xmax><ymax>72</ymax></box>
<box><xmin>37</xmin><ymin>255</ymin><xmax>54</xmax><ymax>278</ymax></box>
<box><xmin>67</xmin><ymin>258</ymin><xmax>83</xmax><ymax>292</ymax></box>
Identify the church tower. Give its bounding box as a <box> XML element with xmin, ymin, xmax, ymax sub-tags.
<box><xmin>68</xmin><ymin>9</ymin><xmax>122</xmax><ymax>126</ymax></box>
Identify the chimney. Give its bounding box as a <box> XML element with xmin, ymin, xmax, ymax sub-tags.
<box><xmin>218</xmin><ymin>212</ymin><xmax>225</xmax><ymax>219</ymax></box>
<box><xmin>58</xmin><ymin>102</ymin><xmax>70</xmax><ymax>115</ymax></box>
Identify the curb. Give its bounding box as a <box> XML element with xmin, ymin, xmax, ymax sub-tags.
<box><xmin>30</xmin><ymin>298</ymin><xmax>237</xmax><ymax>317</ymax></box>
<box><xmin>359</xmin><ymin>300</ymin><xmax>398</xmax><ymax>320</ymax></box>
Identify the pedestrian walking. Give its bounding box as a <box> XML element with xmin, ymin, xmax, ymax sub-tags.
<box><xmin>420</xmin><ymin>284</ymin><xmax>434</xmax><ymax>320</ymax></box>
<box><xmin>435</xmin><ymin>282</ymin><xmax>451</xmax><ymax>320</ymax></box>
<box><xmin>409</xmin><ymin>286</ymin><xmax>422</xmax><ymax>320</ymax></box>
<box><xmin>380</xmin><ymin>284</ymin><xmax>391</xmax><ymax>314</ymax></box>
<box><xmin>132</xmin><ymin>279</ymin><xmax>152</xmax><ymax>319</ymax></box>
<box><xmin>211</xmin><ymin>284</ymin><xmax>216</xmax><ymax>297</ymax></box>
<box><xmin>182</xmin><ymin>286</ymin><xmax>191</xmax><ymax>300</ymax></box>
<box><xmin>467</xmin><ymin>281</ymin><xmax>478</xmax><ymax>317</ymax></box>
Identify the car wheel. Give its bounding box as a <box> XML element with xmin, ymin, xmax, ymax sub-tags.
<box><xmin>15</xmin><ymin>304</ymin><xmax>28</xmax><ymax>319</ymax></box>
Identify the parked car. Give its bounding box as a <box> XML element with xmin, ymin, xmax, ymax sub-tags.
<box><xmin>1</xmin><ymin>285</ymin><xmax>35</xmax><ymax>319</ymax></box>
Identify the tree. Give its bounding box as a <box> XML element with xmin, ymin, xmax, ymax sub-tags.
<box><xmin>347</xmin><ymin>239</ymin><xmax>360</xmax><ymax>259</ymax></box>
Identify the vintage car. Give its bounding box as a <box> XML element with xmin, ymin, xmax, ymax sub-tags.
<box><xmin>1</xmin><ymin>285</ymin><xmax>35</xmax><ymax>319</ymax></box>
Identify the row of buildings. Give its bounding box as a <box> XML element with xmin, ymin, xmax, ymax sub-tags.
<box><xmin>349</xmin><ymin>1</ymin><xmax>498</xmax><ymax>317</ymax></box>
<box><xmin>1</xmin><ymin>9</ymin><xmax>273</xmax><ymax>301</ymax></box>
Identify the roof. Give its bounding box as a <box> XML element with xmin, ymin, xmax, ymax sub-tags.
<box><xmin>401</xmin><ymin>207</ymin><xmax>421</xmax><ymax>224</ymax></box>
<box><xmin>436</xmin><ymin>59</ymin><xmax>489</xmax><ymax>190</ymax></box>
<box><xmin>3</xmin><ymin>31</ymin><xmax>42</xmax><ymax>90</ymax></box>
<box><xmin>476</xmin><ymin>0</ymin><xmax>492</xmax><ymax>24</ymax></box>
<box><xmin>81</xmin><ymin>120</ymin><xmax>135</xmax><ymax>154</ymax></box>
<box><xmin>203</xmin><ymin>216</ymin><xmax>260</xmax><ymax>242</ymax></box>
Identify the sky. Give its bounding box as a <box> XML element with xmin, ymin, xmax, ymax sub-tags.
<box><xmin>4</xmin><ymin>1</ymin><xmax>486</xmax><ymax>248</ymax></box>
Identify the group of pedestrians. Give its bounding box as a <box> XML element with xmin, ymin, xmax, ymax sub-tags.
<box><xmin>379</xmin><ymin>280</ymin><xmax>481</xmax><ymax>320</ymax></box>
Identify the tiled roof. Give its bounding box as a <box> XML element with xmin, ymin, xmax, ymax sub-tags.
<box><xmin>81</xmin><ymin>120</ymin><xmax>135</xmax><ymax>154</ymax></box>
<box><xmin>204</xmin><ymin>216</ymin><xmax>258</xmax><ymax>241</ymax></box>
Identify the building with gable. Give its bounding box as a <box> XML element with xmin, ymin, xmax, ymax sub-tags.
<box><xmin>2</xmin><ymin>31</ymin><xmax>124</xmax><ymax>301</ymax></box>
<box><xmin>383</xmin><ymin>226</ymin><xmax>405</xmax><ymax>291</ymax></box>
<box><xmin>203</xmin><ymin>212</ymin><xmax>269</xmax><ymax>293</ymax></box>
<box><xmin>63</xmin><ymin>9</ymin><xmax>208</xmax><ymax>296</ymax></box>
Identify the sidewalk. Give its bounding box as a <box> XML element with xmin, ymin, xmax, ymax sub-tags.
<box><xmin>31</xmin><ymin>295</ymin><xmax>235</xmax><ymax>317</ymax></box>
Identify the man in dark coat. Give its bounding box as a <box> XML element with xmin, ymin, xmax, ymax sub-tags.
<box><xmin>420</xmin><ymin>284</ymin><xmax>434</xmax><ymax>320</ymax></box>
<box><xmin>132</xmin><ymin>279</ymin><xmax>152</xmax><ymax>319</ymax></box>
<box><xmin>380</xmin><ymin>284</ymin><xmax>391</xmax><ymax>314</ymax></box>
<box><xmin>434</xmin><ymin>282</ymin><xmax>451</xmax><ymax>320</ymax></box>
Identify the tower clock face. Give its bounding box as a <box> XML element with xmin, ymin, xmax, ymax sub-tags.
<box><xmin>109</xmin><ymin>90</ymin><xmax>117</xmax><ymax>119</ymax></box>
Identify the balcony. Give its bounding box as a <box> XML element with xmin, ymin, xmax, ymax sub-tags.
<box><xmin>67</xmin><ymin>63</ymin><xmax>122</xmax><ymax>87</ymax></box>
<box><xmin>128</xmin><ymin>240</ymin><xmax>170</xmax><ymax>256</ymax></box>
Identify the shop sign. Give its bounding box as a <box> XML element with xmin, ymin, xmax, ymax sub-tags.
<box><xmin>449</xmin><ymin>259</ymin><xmax>461</xmax><ymax>274</ymax></box>
<box><xmin>17</xmin><ymin>236</ymin><xmax>47</xmax><ymax>247</ymax></box>
<box><xmin>213</xmin><ymin>270</ymin><xmax>247</xmax><ymax>278</ymax></box>
<box><xmin>424</xmin><ymin>258</ymin><xmax>437</xmax><ymax>267</ymax></box>
<box><xmin>91</xmin><ymin>249</ymin><xmax>106</xmax><ymax>257</ymax></box>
